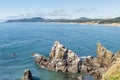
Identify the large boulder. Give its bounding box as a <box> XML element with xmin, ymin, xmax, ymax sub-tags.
<box><xmin>22</xmin><ymin>69</ymin><xmax>33</xmax><ymax>80</ymax></box>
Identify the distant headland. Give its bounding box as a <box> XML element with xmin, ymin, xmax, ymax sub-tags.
<box><xmin>5</xmin><ymin>17</ymin><xmax>120</xmax><ymax>26</ymax></box>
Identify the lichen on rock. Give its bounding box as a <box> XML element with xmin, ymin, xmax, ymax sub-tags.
<box><xmin>102</xmin><ymin>58</ymin><xmax>120</xmax><ymax>80</ymax></box>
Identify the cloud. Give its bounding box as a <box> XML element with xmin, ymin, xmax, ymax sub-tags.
<box><xmin>1</xmin><ymin>9</ymin><xmax>72</xmax><ymax>21</ymax></box>
<box><xmin>1</xmin><ymin>9</ymin><xmax>98</xmax><ymax>21</ymax></box>
<box><xmin>32</xmin><ymin>9</ymin><xmax>72</xmax><ymax>19</ymax></box>
<box><xmin>18</xmin><ymin>9</ymin><xmax>71</xmax><ymax>19</ymax></box>
<box><xmin>75</xmin><ymin>8</ymin><xmax>98</xmax><ymax>13</ymax></box>
<box><xmin>44</xmin><ymin>10</ymin><xmax>70</xmax><ymax>18</ymax></box>
<box><xmin>45</xmin><ymin>9</ymin><xmax>71</xmax><ymax>18</ymax></box>
<box><xmin>75</xmin><ymin>8</ymin><xmax>87</xmax><ymax>13</ymax></box>
<box><xmin>89</xmin><ymin>8</ymin><xmax>98</xmax><ymax>13</ymax></box>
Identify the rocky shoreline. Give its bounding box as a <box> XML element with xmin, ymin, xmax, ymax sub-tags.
<box><xmin>22</xmin><ymin>41</ymin><xmax>120</xmax><ymax>80</ymax></box>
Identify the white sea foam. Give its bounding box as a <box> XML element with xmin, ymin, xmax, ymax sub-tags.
<box><xmin>31</xmin><ymin>53</ymin><xmax>41</xmax><ymax>57</ymax></box>
<box><xmin>80</xmin><ymin>55</ymin><xmax>94</xmax><ymax>59</ymax></box>
<box><xmin>80</xmin><ymin>56</ymin><xmax>87</xmax><ymax>59</ymax></box>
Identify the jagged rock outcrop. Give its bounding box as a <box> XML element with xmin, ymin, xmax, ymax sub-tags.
<box><xmin>81</xmin><ymin>43</ymin><xmax>120</xmax><ymax>80</ymax></box>
<box><xmin>96</xmin><ymin>43</ymin><xmax>114</xmax><ymax>67</ymax></box>
<box><xmin>82</xmin><ymin>56</ymin><xmax>102</xmax><ymax>80</ymax></box>
<box><xmin>34</xmin><ymin>41</ymin><xmax>120</xmax><ymax>80</ymax></box>
<box><xmin>96</xmin><ymin>43</ymin><xmax>120</xmax><ymax>68</ymax></box>
<box><xmin>22</xmin><ymin>69</ymin><xmax>33</xmax><ymax>80</ymax></box>
<box><xmin>35</xmin><ymin>41</ymin><xmax>81</xmax><ymax>73</ymax></box>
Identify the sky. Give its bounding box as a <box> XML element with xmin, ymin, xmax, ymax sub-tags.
<box><xmin>0</xmin><ymin>0</ymin><xmax>120</xmax><ymax>21</ymax></box>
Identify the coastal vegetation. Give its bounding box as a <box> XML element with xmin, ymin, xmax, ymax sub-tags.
<box><xmin>102</xmin><ymin>58</ymin><xmax>120</xmax><ymax>80</ymax></box>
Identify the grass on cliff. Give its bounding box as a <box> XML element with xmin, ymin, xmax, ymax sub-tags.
<box><xmin>102</xmin><ymin>58</ymin><xmax>120</xmax><ymax>80</ymax></box>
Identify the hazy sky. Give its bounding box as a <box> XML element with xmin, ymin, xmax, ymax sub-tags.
<box><xmin>0</xmin><ymin>0</ymin><xmax>120</xmax><ymax>21</ymax></box>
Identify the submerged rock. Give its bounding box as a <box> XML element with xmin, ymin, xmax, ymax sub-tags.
<box><xmin>77</xmin><ymin>75</ymin><xmax>83</xmax><ymax>80</ymax></box>
<box><xmin>22</xmin><ymin>69</ymin><xmax>33</xmax><ymax>80</ymax></box>
<box><xmin>71</xmin><ymin>75</ymin><xmax>83</xmax><ymax>80</ymax></box>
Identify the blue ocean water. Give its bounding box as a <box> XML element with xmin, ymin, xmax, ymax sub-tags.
<box><xmin>0</xmin><ymin>22</ymin><xmax>120</xmax><ymax>80</ymax></box>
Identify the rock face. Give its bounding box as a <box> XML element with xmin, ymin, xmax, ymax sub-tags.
<box><xmin>96</xmin><ymin>43</ymin><xmax>114</xmax><ymax>67</ymax></box>
<box><xmin>81</xmin><ymin>43</ymin><xmax>120</xmax><ymax>80</ymax></box>
<box><xmin>35</xmin><ymin>41</ymin><xmax>81</xmax><ymax>73</ymax></box>
<box><xmin>22</xmin><ymin>69</ymin><xmax>33</xmax><ymax>80</ymax></box>
<box><xmin>34</xmin><ymin>41</ymin><xmax>120</xmax><ymax>80</ymax></box>
<box><xmin>82</xmin><ymin>55</ymin><xmax>102</xmax><ymax>80</ymax></box>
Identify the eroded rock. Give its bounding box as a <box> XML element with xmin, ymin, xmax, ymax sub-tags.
<box><xmin>81</xmin><ymin>43</ymin><xmax>116</xmax><ymax>80</ymax></box>
<box><xmin>34</xmin><ymin>41</ymin><xmax>120</xmax><ymax>80</ymax></box>
<box><xmin>35</xmin><ymin>41</ymin><xmax>81</xmax><ymax>73</ymax></box>
<box><xmin>96</xmin><ymin>42</ymin><xmax>114</xmax><ymax>67</ymax></box>
<box><xmin>22</xmin><ymin>69</ymin><xmax>33</xmax><ymax>80</ymax></box>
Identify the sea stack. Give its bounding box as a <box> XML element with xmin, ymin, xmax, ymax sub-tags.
<box><xmin>35</xmin><ymin>41</ymin><xmax>81</xmax><ymax>73</ymax></box>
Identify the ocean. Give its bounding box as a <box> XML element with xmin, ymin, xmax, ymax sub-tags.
<box><xmin>0</xmin><ymin>22</ymin><xmax>120</xmax><ymax>80</ymax></box>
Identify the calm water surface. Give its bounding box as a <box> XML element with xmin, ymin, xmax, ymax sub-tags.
<box><xmin>0</xmin><ymin>22</ymin><xmax>120</xmax><ymax>80</ymax></box>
